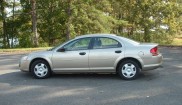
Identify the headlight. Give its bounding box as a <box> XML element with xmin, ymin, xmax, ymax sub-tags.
<box><xmin>21</xmin><ymin>55</ymin><xmax>29</xmax><ymax>61</ymax></box>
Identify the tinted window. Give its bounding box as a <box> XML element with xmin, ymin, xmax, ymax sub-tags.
<box><xmin>93</xmin><ymin>37</ymin><xmax>121</xmax><ymax>49</ymax></box>
<box><xmin>64</xmin><ymin>38</ymin><xmax>91</xmax><ymax>51</ymax></box>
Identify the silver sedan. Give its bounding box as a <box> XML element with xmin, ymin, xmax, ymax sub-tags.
<box><xmin>19</xmin><ymin>34</ymin><xmax>163</xmax><ymax>80</ymax></box>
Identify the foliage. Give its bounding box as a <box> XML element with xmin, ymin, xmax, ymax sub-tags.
<box><xmin>0</xmin><ymin>0</ymin><xmax>181</xmax><ymax>48</ymax></box>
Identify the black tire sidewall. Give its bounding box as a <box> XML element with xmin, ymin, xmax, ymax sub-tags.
<box><xmin>118</xmin><ymin>60</ymin><xmax>140</xmax><ymax>80</ymax></box>
<box><xmin>30</xmin><ymin>60</ymin><xmax>51</xmax><ymax>79</ymax></box>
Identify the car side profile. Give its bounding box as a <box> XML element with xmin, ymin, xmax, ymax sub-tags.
<box><xmin>19</xmin><ymin>34</ymin><xmax>163</xmax><ymax>80</ymax></box>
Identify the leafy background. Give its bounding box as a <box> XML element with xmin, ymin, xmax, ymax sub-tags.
<box><xmin>0</xmin><ymin>0</ymin><xmax>181</xmax><ymax>48</ymax></box>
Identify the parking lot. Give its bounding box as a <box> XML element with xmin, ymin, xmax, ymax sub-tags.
<box><xmin>0</xmin><ymin>47</ymin><xmax>182</xmax><ymax>105</ymax></box>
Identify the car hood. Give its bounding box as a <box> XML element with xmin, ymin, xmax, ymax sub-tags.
<box><xmin>30</xmin><ymin>50</ymin><xmax>46</xmax><ymax>54</ymax></box>
<box><xmin>28</xmin><ymin>50</ymin><xmax>52</xmax><ymax>56</ymax></box>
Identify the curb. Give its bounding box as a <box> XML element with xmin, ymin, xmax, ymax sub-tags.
<box><xmin>159</xmin><ymin>45</ymin><xmax>182</xmax><ymax>48</ymax></box>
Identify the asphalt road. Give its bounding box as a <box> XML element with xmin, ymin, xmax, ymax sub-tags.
<box><xmin>0</xmin><ymin>47</ymin><xmax>182</xmax><ymax>105</ymax></box>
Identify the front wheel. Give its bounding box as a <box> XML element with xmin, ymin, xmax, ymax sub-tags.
<box><xmin>118</xmin><ymin>60</ymin><xmax>140</xmax><ymax>80</ymax></box>
<box><xmin>30</xmin><ymin>60</ymin><xmax>51</xmax><ymax>79</ymax></box>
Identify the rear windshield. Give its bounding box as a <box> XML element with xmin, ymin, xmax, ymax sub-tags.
<box><xmin>118</xmin><ymin>36</ymin><xmax>140</xmax><ymax>45</ymax></box>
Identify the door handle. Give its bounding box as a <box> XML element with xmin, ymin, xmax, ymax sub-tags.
<box><xmin>115</xmin><ymin>50</ymin><xmax>122</xmax><ymax>53</ymax></box>
<box><xmin>79</xmin><ymin>52</ymin><xmax>86</xmax><ymax>55</ymax></box>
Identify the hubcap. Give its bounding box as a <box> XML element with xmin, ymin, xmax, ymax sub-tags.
<box><xmin>34</xmin><ymin>63</ymin><xmax>48</xmax><ymax>77</ymax></box>
<box><xmin>121</xmin><ymin>63</ymin><xmax>136</xmax><ymax>78</ymax></box>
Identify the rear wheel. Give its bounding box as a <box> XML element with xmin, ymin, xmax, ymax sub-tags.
<box><xmin>118</xmin><ymin>60</ymin><xmax>140</xmax><ymax>80</ymax></box>
<box><xmin>30</xmin><ymin>60</ymin><xmax>51</xmax><ymax>79</ymax></box>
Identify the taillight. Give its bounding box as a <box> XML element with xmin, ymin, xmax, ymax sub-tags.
<box><xmin>150</xmin><ymin>47</ymin><xmax>158</xmax><ymax>56</ymax></box>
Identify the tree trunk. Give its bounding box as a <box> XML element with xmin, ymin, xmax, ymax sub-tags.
<box><xmin>11</xmin><ymin>0</ymin><xmax>15</xmax><ymax>48</ymax></box>
<box><xmin>118</xmin><ymin>13</ymin><xmax>123</xmax><ymax>34</ymax></box>
<box><xmin>144</xmin><ymin>27</ymin><xmax>150</xmax><ymax>42</ymax></box>
<box><xmin>31</xmin><ymin>0</ymin><xmax>38</xmax><ymax>47</ymax></box>
<box><xmin>66</xmin><ymin>0</ymin><xmax>71</xmax><ymax>40</ymax></box>
<box><xmin>0</xmin><ymin>0</ymin><xmax>7</xmax><ymax>48</ymax></box>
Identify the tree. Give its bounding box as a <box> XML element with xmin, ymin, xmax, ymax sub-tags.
<box><xmin>36</xmin><ymin>0</ymin><xmax>117</xmax><ymax>45</ymax></box>
<box><xmin>66</xmin><ymin>0</ymin><xmax>71</xmax><ymax>40</ymax></box>
<box><xmin>110</xmin><ymin>0</ymin><xmax>181</xmax><ymax>43</ymax></box>
<box><xmin>1</xmin><ymin>0</ymin><xmax>181</xmax><ymax>48</ymax></box>
<box><xmin>31</xmin><ymin>0</ymin><xmax>38</xmax><ymax>47</ymax></box>
<box><xmin>0</xmin><ymin>0</ymin><xmax>8</xmax><ymax>48</ymax></box>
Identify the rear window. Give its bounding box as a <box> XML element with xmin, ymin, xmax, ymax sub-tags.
<box><xmin>118</xmin><ymin>36</ymin><xmax>140</xmax><ymax>45</ymax></box>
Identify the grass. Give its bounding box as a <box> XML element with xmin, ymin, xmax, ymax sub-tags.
<box><xmin>0</xmin><ymin>47</ymin><xmax>51</xmax><ymax>53</ymax></box>
<box><xmin>170</xmin><ymin>38</ymin><xmax>182</xmax><ymax>46</ymax></box>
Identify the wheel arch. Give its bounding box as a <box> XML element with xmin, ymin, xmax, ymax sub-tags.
<box><xmin>29</xmin><ymin>58</ymin><xmax>52</xmax><ymax>72</ymax></box>
<box><xmin>116</xmin><ymin>57</ymin><xmax>142</xmax><ymax>72</ymax></box>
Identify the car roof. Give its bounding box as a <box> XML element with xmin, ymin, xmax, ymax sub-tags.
<box><xmin>75</xmin><ymin>34</ymin><xmax>117</xmax><ymax>39</ymax></box>
<box><xmin>73</xmin><ymin>34</ymin><xmax>140</xmax><ymax>46</ymax></box>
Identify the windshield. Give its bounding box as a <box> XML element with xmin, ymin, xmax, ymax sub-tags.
<box><xmin>48</xmin><ymin>39</ymin><xmax>75</xmax><ymax>51</ymax></box>
<box><xmin>48</xmin><ymin>42</ymin><xmax>64</xmax><ymax>51</ymax></box>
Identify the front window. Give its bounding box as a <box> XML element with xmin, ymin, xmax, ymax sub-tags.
<box><xmin>63</xmin><ymin>38</ymin><xmax>91</xmax><ymax>51</ymax></box>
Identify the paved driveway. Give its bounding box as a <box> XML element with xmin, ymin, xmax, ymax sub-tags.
<box><xmin>0</xmin><ymin>47</ymin><xmax>182</xmax><ymax>105</ymax></box>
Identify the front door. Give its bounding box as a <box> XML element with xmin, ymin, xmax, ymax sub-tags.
<box><xmin>52</xmin><ymin>37</ymin><xmax>92</xmax><ymax>72</ymax></box>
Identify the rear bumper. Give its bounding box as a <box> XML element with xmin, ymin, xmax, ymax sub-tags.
<box><xmin>142</xmin><ymin>54</ymin><xmax>163</xmax><ymax>70</ymax></box>
<box><xmin>143</xmin><ymin>63</ymin><xmax>162</xmax><ymax>70</ymax></box>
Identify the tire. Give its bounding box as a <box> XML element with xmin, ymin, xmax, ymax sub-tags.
<box><xmin>30</xmin><ymin>60</ymin><xmax>51</xmax><ymax>79</ymax></box>
<box><xmin>117</xmin><ymin>60</ymin><xmax>140</xmax><ymax>80</ymax></box>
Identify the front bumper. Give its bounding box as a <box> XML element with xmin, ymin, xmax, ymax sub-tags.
<box><xmin>19</xmin><ymin>58</ymin><xmax>30</xmax><ymax>72</ymax></box>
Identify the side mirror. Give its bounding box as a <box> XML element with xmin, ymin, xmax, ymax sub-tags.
<box><xmin>58</xmin><ymin>48</ymin><xmax>66</xmax><ymax>52</ymax></box>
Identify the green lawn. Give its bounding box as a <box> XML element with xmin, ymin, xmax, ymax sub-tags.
<box><xmin>171</xmin><ymin>38</ymin><xmax>182</xmax><ymax>46</ymax></box>
<box><xmin>0</xmin><ymin>47</ymin><xmax>51</xmax><ymax>53</ymax></box>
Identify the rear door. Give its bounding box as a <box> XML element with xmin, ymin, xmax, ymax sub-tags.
<box><xmin>89</xmin><ymin>37</ymin><xmax>124</xmax><ymax>72</ymax></box>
